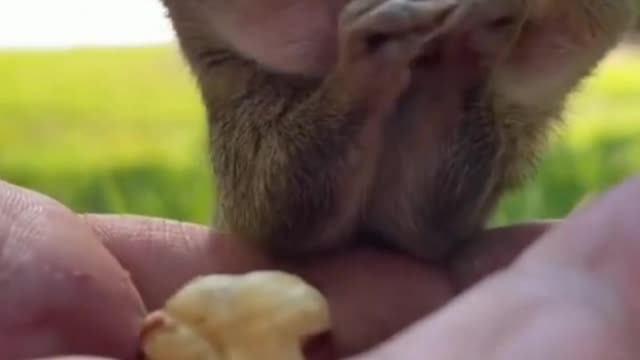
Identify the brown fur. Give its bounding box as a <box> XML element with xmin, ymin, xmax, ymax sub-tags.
<box><xmin>160</xmin><ymin>0</ymin><xmax>636</xmax><ymax>261</ymax></box>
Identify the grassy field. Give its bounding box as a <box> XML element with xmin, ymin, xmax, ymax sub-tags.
<box><xmin>1</xmin><ymin>45</ymin><xmax>639</xmax><ymax>226</ymax></box>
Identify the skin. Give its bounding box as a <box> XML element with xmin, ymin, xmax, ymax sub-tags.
<box><xmin>2</xmin><ymin>176</ymin><xmax>640</xmax><ymax>359</ymax></box>
<box><xmin>160</xmin><ymin>0</ymin><xmax>634</xmax><ymax>261</ymax></box>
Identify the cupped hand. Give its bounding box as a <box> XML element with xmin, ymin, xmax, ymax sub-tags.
<box><xmin>2</xmin><ymin>176</ymin><xmax>638</xmax><ymax>360</ymax></box>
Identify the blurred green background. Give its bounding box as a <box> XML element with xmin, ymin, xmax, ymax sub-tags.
<box><xmin>0</xmin><ymin>44</ymin><xmax>639</xmax><ymax>227</ymax></box>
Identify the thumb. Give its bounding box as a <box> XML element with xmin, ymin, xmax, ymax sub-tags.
<box><xmin>0</xmin><ymin>180</ymin><xmax>145</xmax><ymax>360</ymax></box>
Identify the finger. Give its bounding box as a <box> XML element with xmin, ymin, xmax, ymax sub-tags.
<box><xmin>350</xmin><ymin>264</ymin><xmax>638</xmax><ymax>359</ymax></box>
<box><xmin>82</xmin><ymin>215</ymin><xmax>453</xmax><ymax>357</ymax></box>
<box><xmin>82</xmin><ymin>214</ymin><xmax>273</xmax><ymax>310</ymax></box>
<box><xmin>290</xmin><ymin>248</ymin><xmax>454</xmax><ymax>356</ymax></box>
<box><xmin>451</xmin><ymin>221</ymin><xmax>557</xmax><ymax>290</ymax></box>
<box><xmin>349</xmin><ymin>176</ymin><xmax>640</xmax><ymax>359</ymax></box>
<box><xmin>518</xmin><ymin>175</ymin><xmax>640</xmax><ymax>319</ymax></box>
<box><xmin>0</xmin><ymin>180</ymin><xmax>145</xmax><ymax>360</ymax></box>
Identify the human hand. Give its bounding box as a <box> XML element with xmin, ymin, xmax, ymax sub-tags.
<box><xmin>5</xmin><ymin>175</ymin><xmax>632</xmax><ymax>360</ymax></box>
<box><xmin>3</xmin><ymin>178</ymin><xmax>544</xmax><ymax>360</ymax></box>
<box><xmin>350</xmin><ymin>176</ymin><xmax>640</xmax><ymax>359</ymax></box>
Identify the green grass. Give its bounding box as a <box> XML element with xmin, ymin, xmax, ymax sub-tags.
<box><xmin>1</xmin><ymin>45</ymin><xmax>639</xmax><ymax>226</ymax></box>
<box><xmin>0</xmin><ymin>46</ymin><xmax>213</xmax><ymax>223</ymax></box>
